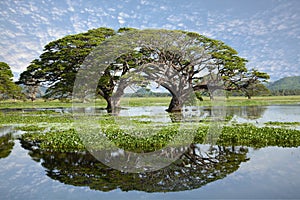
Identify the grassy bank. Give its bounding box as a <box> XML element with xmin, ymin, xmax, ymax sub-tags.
<box><xmin>1</xmin><ymin>95</ymin><xmax>299</xmax><ymax>109</ymax></box>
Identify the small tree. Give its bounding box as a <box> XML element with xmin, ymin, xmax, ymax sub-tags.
<box><xmin>0</xmin><ymin>62</ymin><xmax>24</xmax><ymax>100</ymax></box>
<box><xmin>238</xmin><ymin>69</ymin><xmax>270</xmax><ymax>99</ymax></box>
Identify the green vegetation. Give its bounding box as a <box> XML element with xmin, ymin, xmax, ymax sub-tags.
<box><xmin>121</xmin><ymin>97</ymin><xmax>171</xmax><ymax>107</ymax></box>
<box><xmin>267</xmin><ymin>76</ymin><xmax>300</xmax><ymax>95</ymax></box>
<box><xmin>0</xmin><ymin>111</ymin><xmax>73</xmax><ymax>125</ymax></box>
<box><xmin>0</xmin><ymin>100</ymin><xmax>73</xmax><ymax>109</ymax></box>
<box><xmin>20</xmin><ymin>122</ymin><xmax>300</xmax><ymax>153</ymax></box>
<box><xmin>16</xmin><ymin>125</ymin><xmax>46</xmax><ymax>132</ymax></box>
<box><xmin>1</xmin><ymin>95</ymin><xmax>299</xmax><ymax>109</ymax></box>
<box><xmin>218</xmin><ymin>124</ymin><xmax>300</xmax><ymax>148</ymax></box>
<box><xmin>265</xmin><ymin>121</ymin><xmax>300</xmax><ymax>126</ymax></box>
<box><xmin>221</xmin><ymin>95</ymin><xmax>300</xmax><ymax>106</ymax></box>
<box><xmin>0</xmin><ymin>62</ymin><xmax>24</xmax><ymax>100</ymax></box>
<box><xmin>21</xmin><ymin>129</ymin><xmax>85</xmax><ymax>152</ymax></box>
<box><xmin>17</xmin><ymin>28</ymin><xmax>116</xmax><ymax>101</ymax></box>
<box><xmin>1</xmin><ymin>96</ymin><xmax>299</xmax><ymax>154</ymax></box>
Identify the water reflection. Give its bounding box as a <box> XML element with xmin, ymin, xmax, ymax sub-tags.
<box><xmin>155</xmin><ymin>105</ymin><xmax>267</xmax><ymax>123</ymax></box>
<box><xmin>0</xmin><ymin>105</ymin><xmax>277</xmax><ymax>123</ymax></box>
<box><xmin>226</xmin><ymin>106</ymin><xmax>267</xmax><ymax>120</ymax></box>
<box><xmin>0</xmin><ymin>132</ymin><xmax>14</xmax><ymax>159</ymax></box>
<box><xmin>20</xmin><ymin>140</ymin><xmax>249</xmax><ymax>192</ymax></box>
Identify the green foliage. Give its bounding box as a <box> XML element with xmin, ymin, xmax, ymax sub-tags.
<box><xmin>194</xmin><ymin>91</ymin><xmax>204</xmax><ymax>101</ymax></box>
<box><xmin>0</xmin><ymin>62</ymin><xmax>24</xmax><ymax>100</ymax></box>
<box><xmin>21</xmin><ymin>129</ymin><xmax>86</xmax><ymax>152</ymax></box>
<box><xmin>18</xmin><ymin>27</ymin><xmax>116</xmax><ymax>100</ymax></box>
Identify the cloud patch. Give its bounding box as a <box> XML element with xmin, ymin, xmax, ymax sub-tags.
<box><xmin>0</xmin><ymin>0</ymin><xmax>299</xmax><ymax>81</ymax></box>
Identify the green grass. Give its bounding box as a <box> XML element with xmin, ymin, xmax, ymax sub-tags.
<box><xmin>0</xmin><ymin>99</ymin><xmax>74</xmax><ymax>109</ymax></box>
<box><xmin>198</xmin><ymin>95</ymin><xmax>300</xmax><ymax>106</ymax></box>
<box><xmin>120</xmin><ymin>97</ymin><xmax>171</xmax><ymax>107</ymax></box>
<box><xmin>1</xmin><ymin>95</ymin><xmax>299</xmax><ymax>109</ymax></box>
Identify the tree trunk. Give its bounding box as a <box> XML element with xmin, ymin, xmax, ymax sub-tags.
<box><xmin>166</xmin><ymin>96</ymin><xmax>183</xmax><ymax>113</ymax></box>
<box><xmin>105</xmin><ymin>95</ymin><xmax>122</xmax><ymax>115</ymax></box>
<box><xmin>209</xmin><ymin>92</ymin><xmax>214</xmax><ymax>100</ymax></box>
<box><xmin>111</xmin><ymin>85</ymin><xmax>126</xmax><ymax>110</ymax></box>
<box><xmin>104</xmin><ymin>95</ymin><xmax>113</xmax><ymax>113</ymax></box>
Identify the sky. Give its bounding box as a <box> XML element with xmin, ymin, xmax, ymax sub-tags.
<box><xmin>0</xmin><ymin>0</ymin><xmax>299</xmax><ymax>82</ymax></box>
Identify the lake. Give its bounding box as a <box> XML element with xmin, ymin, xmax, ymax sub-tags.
<box><xmin>1</xmin><ymin>104</ymin><xmax>300</xmax><ymax>199</ymax></box>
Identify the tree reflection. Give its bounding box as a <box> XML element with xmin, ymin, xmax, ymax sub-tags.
<box><xmin>226</xmin><ymin>106</ymin><xmax>267</xmax><ymax>120</ymax></box>
<box><xmin>21</xmin><ymin>141</ymin><xmax>249</xmax><ymax>192</ymax></box>
<box><xmin>199</xmin><ymin>106</ymin><xmax>267</xmax><ymax>121</ymax></box>
<box><xmin>0</xmin><ymin>133</ymin><xmax>14</xmax><ymax>159</ymax></box>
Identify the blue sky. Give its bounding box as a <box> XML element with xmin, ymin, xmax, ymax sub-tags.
<box><xmin>0</xmin><ymin>0</ymin><xmax>299</xmax><ymax>81</ymax></box>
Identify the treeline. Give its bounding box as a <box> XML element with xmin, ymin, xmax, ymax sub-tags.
<box><xmin>270</xmin><ymin>89</ymin><xmax>300</xmax><ymax>96</ymax></box>
<box><xmin>124</xmin><ymin>93</ymin><xmax>171</xmax><ymax>97</ymax></box>
<box><xmin>123</xmin><ymin>88</ymin><xmax>171</xmax><ymax>97</ymax></box>
<box><xmin>267</xmin><ymin>76</ymin><xmax>300</xmax><ymax>96</ymax></box>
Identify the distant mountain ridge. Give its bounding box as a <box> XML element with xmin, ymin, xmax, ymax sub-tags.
<box><xmin>267</xmin><ymin>76</ymin><xmax>300</xmax><ymax>91</ymax></box>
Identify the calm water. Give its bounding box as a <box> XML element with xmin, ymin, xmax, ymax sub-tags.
<box><xmin>1</xmin><ymin>105</ymin><xmax>300</xmax><ymax>199</ymax></box>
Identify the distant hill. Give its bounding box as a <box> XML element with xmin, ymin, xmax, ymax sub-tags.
<box><xmin>268</xmin><ymin>76</ymin><xmax>300</xmax><ymax>90</ymax></box>
<box><xmin>267</xmin><ymin>76</ymin><xmax>300</xmax><ymax>95</ymax></box>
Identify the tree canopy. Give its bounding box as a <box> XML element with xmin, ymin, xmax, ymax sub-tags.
<box><xmin>0</xmin><ymin>62</ymin><xmax>23</xmax><ymax>100</ymax></box>
<box><xmin>18</xmin><ymin>27</ymin><xmax>116</xmax><ymax>100</ymax></box>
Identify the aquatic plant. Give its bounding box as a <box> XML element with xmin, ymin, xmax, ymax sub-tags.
<box><xmin>265</xmin><ymin>121</ymin><xmax>300</xmax><ymax>126</ymax></box>
<box><xmin>0</xmin><ymin>112</ymin><xmax>73</xmax><ymax>125</ymax></box>
<box><xmin>16</xmin><ymin>125</ymin><xmax>46</xmax><ymax>132</ymax></box>
<box><xmin>20</xmin><ymin>123</ymin><xmax>300</xmax><ymax>152</ymax></box>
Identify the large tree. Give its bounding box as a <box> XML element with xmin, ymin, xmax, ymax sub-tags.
<box><xmin>0</xmin><ymin>62</ymin><xmax>23</xmax><ymax>100</ymax></box>
<box><xmin>94</xmin><ymin>29</ymin><xmax>254</xmax><ymax>112</ymax></box>
<box><xmin>19</xmin><ymin>28</ymin><xmax>269</xmax><ymax>112</ymax></box>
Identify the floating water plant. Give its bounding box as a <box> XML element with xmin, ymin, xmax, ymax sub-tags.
<box><xmin>20</xmin><ymin>123</ymin><xmax>300</xmax><ymax>153</ymax></box>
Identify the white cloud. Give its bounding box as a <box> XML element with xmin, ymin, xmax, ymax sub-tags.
<box><xmin>108</xmin><ymin>7</ymin><xmax>116</xmax><ymax>12</ymax></box>
<box><xmin>0</xmin><ymin>0</ymin><xmax>299</xmax><ymax>82</ymax></box>
<box><xmin>140</xmin><ymin>0</ymin><xmax>150</xmax><ymax>5</ymax></box>
<box><xmin>66</xmin><ymin>0</ymin><xmax>75</xmax><ymax>12</ymax></box>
